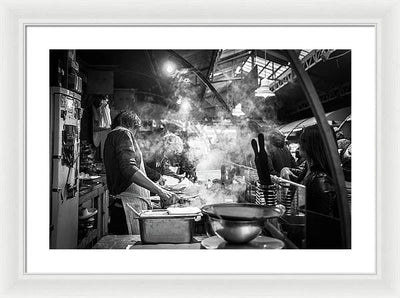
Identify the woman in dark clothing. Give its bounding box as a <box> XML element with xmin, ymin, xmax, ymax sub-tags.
<box><xmin>299</xmin><ymin>125</ymin><xmax>342</xmax><ymax>249</ymax></box>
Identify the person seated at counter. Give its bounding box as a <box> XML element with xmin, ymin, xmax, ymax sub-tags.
<box><xmin>266</xmin><ymin>129</ymin><xmax>296</xmax><ymax>176</ymax></box>
<box><xmin>280</xmin><ymin>154</ymin><xmax>308</xmax><ymax>183</ymax></box>
<box><xmin>334</xmin><ymin>127</ymin><xmax>351</xmax><ymax>156</ymax></box>
<box><xmin>103</xmin><ymin>111</ymin><xmax>178</xmax><ymax>235</ymax></box>
<box><xmin>176</xmin><ymin>150</ymin><xmax>198</xmax><ymax>182</ymax></box>
<box><xmin>146</xmin><ymin>132</ymin><xmax>195</xmax><ymax>183</ymax></box>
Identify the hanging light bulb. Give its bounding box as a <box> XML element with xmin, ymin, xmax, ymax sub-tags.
<box><xmin>255</xmin><ymin>86</ymin><xmax>275</xmax><ymax>98</ymax></box>
<box><xmin>164</xmin><ymin>61</ymin><xmax>176</xmax><ymax>75</ymax></box>
<box><xmin>255</xmin><ymin>78</ymin><xmax>275</xmax><ymax>98</ymax></box>
<box><xmin>255</xmin><ymin>52</ymin><xmax>276</xmax><ymax>98</ymax></box>
<box><xmin>232</xmin><ymin>103</ymin><xmax>245</xmax><ymax>117</ymax></box>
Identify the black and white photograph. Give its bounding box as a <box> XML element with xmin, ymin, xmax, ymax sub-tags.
<box><xmin>49</xmin><ymin>49</ymin><xmax>352</xmax><ymax>250</ymax></box>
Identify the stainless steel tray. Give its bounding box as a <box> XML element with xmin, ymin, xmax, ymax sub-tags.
<box><xmin>139</xmin><ymin>210</ymin><xmax>197</xmax><ymax>244</ymax></box>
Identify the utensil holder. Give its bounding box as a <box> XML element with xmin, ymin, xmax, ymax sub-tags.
<box><xmin>255</xmin><ymin>182</ymin><xmax>277</xmax><ymax>206</ymax></box>
<box><xmin>277</xmin><ymin>183</ymin><xmax>295</xmax><ymax>215</ymax></box>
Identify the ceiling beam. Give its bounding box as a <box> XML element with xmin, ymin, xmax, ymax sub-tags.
<box><xmin>167</xmin><ymin>50</ymin><xmax>231</xmax><ymax>113</ymax></box>
<box><xmin>270</xmin><ymin>50</ymin><xmax>334</xmax><ymax>92</ymax></box>
<box><xmin>257</xmin><ymin>60</ymin><xmax>271</xmax><ymax>75</ymax></box>
<box><xmin>217</xmin><ymin>50</ymin><xmax>251</xmax><ymax>64</ymax></box>
<box><xmin>200</xmin><ymin>50</ymin><xmax>219</xmax><ymax>102</ymax></box>
<box><xmin>255</xmin><ymin>50</ymin><xmax>290</xmax><ymax>65</ymax></box>
<box><xmin>267</xmin><ymin>64</ymin><xmax>285</xmax><ymax>80</ymax></box>
<box><xmin>211</xmin><ymin>78</ymin><xmax>243</xmax><ymax>83</ymax></box>
<box><xmin>145</xmin><ymin>50</ymin><xmax>166</xmax><ymax>96</ymax></box>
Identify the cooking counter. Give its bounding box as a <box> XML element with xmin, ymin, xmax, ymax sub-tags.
<box><xmin>92</xmin><ymin>233</ymin><xmax>289</xmax><ymax>249</ymax></box>
<box><xmin>90</xmin><ymin>170</ymin><xmax>302</xmax><ymax>249</ymax></box>
<box><xmin>93</xmin><ymin>235</ymin><xmax>207</xmax><ymax>249</ymax></box>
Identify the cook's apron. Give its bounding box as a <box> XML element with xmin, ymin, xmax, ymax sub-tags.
<box><xmin>114</xmin><ymin>127</ymin><xmax>151</xmax><ymax>235</ymax></box>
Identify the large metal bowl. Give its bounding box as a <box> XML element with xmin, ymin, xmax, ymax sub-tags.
<box><xmin>201</xmin><ymin>203</ymin><xmax>284</xmax><ymax>244</ymax></box>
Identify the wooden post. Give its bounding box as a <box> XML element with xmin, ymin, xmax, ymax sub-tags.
<box><xmin>286</xmin><ymin>50</ymin><xmax>351</xmax><ymax>249</ymax></box>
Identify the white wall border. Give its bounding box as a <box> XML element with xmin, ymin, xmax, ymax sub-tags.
<box><xmin>0</xmin><ymin>0</ymin><xmax>398</xmax><ymax>297</ymax></box>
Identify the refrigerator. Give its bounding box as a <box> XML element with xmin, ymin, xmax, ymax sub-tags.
<box><xmin>50</xmin><ymin>87</ymin><xmax>82</xmax><ymax>248</ymax></box>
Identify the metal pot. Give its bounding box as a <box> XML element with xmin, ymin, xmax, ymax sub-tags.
<box><xmin>201</xmin><ymin>203</ymin><xmax>284</xmax><ymax>244</ymax></box>
<box><xmin>207</xmin><ymin>216</ymin><xmax>263</xmax><ymax>244</ymax></box>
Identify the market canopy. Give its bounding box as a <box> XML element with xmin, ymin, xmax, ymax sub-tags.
<box><xmin>278</xmin><ymin>118</ymin><xmax>312</xmax><ymax>134</ymax></box>
<box><xmin>278</xmin><ymin>106</ymin><xmax>351</xmax><ymax>135</ymax></box>
<box><xmin>326</xmin><ymin>107</ymin><xmax>351</xmax><ymax>121</ymax></box>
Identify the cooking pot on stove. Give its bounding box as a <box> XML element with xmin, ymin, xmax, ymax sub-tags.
<box><xmin>201</xmin><ymin>203</ymin><xmax>284</xmax><ymax>244</ymax></box>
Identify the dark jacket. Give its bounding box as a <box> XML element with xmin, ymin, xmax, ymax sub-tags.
<box><xmin>267</xmin><ymin>131</ymin><xmax>296</xmax><ymax>175</ymax></box>
<box><xmin>103</xmin><ymin>128</ymin><xmax>141</xmax><ymax>195</ymax></box>
<box><xmin>303</xmin><ymin>167</ymin><xmax>342</xmax><ymax>249</ymax></box>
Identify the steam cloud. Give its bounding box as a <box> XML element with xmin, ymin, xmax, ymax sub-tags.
<box><xmin>112</xmin><ymin>67</ymin><xmax>281</xmax><ymax>206</ymax></box>
<box><xmin>134</xmin><ymin>67</ymin><xmax>281</xmax><ymax>173</ymax></box>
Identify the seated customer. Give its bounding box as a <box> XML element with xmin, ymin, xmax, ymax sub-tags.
<box><xmin>340</xmin><ymin>142</ymin><xmax>352</xmax><ymax>212</ymax></box>
<box><xmin>146</xmin><ymin>132</ymin><xmax>187</xmax><ymax>182</ymax></box>
<box><xmin>266</xmin><ymin>129</ymin><xmax>296</xmax><ymax>176</ymax></box>
<box><xmin>298</xmin><ymin>125</ymin><xmax>343</xmax><ymax>249</ymax></box>
<box><xmin>280</xmin><ymin>154</ymin><xmax>308</xmax><ymax>183</ymax></box>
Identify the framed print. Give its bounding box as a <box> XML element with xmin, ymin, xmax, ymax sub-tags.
<box><xmin>27</xmin><ymin>26</ymin><xmax>372</xmax><ymax>274</ymax></box>
<box><xmin>0</xmin><ymin>0</ymin><xmax>399</xmax><ymax>297</ymax></box>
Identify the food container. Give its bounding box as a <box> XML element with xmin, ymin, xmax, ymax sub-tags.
<box><xmin>138</xmin><ymin>210</ymin><xmax>199</xmax><ymax>244</ymax></box>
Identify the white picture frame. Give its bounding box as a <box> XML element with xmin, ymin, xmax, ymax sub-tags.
<box><xmin>0</xmin><ymin>0</ymin><xmax>397</xmax><ymax>296</ymax></box>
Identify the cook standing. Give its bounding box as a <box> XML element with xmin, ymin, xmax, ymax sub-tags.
<box><xmin>104</xmin><ymin>111</ymin><xmax>178</xmax><ymax>234</ymax></box>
